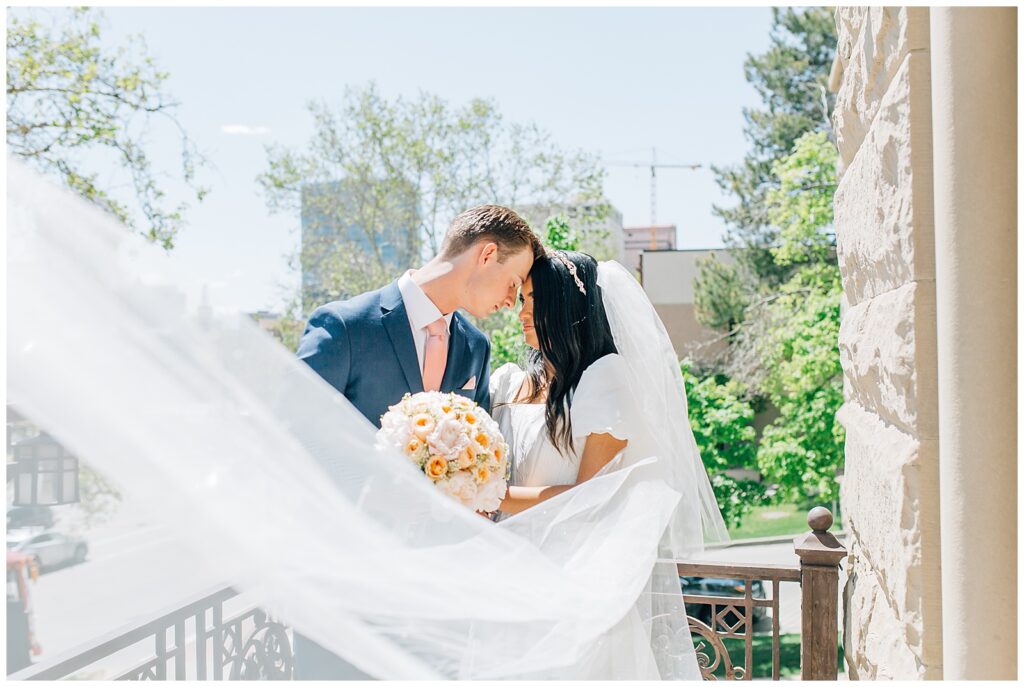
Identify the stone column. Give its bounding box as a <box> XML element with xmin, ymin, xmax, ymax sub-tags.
<box><xmin>930</xmin><ymin>7</ymin><xmax>1017</xmax><ymax>680</ymax></box>
<box><xmin>831</xmin><ymin>8</ymin><xmax>943</xmax><ymax>679</ymax></box>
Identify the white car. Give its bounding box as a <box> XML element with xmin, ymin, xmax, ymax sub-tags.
<box><xmin>7</xmin><ymin>530</ymin><xmax>88</xmax><ymax>571</ymax></box>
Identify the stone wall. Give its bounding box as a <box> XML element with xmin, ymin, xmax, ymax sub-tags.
<box><xmin>831</xmin><ymin>8</ymin><xmax>943</xmax><ymax>679</ymax></box>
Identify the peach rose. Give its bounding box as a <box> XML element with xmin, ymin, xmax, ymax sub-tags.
<box><xmin>425</xmin><ymin>456</ymin><xmax>448</xmax><ymax>481</ymax></box>
<box><xmin>457</xmin><ymin>447</ymin><xmax>476</xmax><ymax>470</ymax></box>
<box><xmin>411</xmin><ymin>413</ymin><xmax>435</xmax><ymax>440</ymax></box>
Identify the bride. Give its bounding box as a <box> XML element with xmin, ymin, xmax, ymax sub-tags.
<box><xmin>8</xmin><ymin>161</ymin><xmax>725</xmax><ymax>680</ymax></box>
<box><xmin>493</xmin><ymin>251</ymin><xmax>630</xmax><ymax>515</ymax></box>
<box><xmin>490</xmin><ymin>249</ymin><xmax>728</xmax><ymax>678</ymax></box>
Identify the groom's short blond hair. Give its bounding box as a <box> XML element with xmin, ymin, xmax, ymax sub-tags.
<box><xmin>440</xmin><ymin>205</ymin><xmax>542</xmax><ymax>262</ymax></box>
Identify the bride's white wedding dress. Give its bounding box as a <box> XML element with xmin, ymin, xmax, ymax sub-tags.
<box><xmin>491</xmin><ymin>354</ymin><xmax>699</xmax><ymax>680</ymax></box>
<box><xmin>491</xmin><ymin>354</ymin><xmax>630</xmax><ymax>491</ymax></box>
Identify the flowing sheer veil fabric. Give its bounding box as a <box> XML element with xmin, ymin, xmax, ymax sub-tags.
<box><xmin>597</xmin><ymin>260</ymin><xmax>730</xmax><ymax>554</ymax></box>
<box><xmin>7</xmin><ymin>161</ymin><xmax>703</xmax><ymax>678</ymax></box>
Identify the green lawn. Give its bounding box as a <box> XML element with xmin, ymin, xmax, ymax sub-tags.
<box><xmin>728</xmin><ymin>503</ymin><xmax>844</xmax><ymax>540</ymax></box>
<box><xmin>700</xmin><ymin>633</ymin><xmax>844</xmax><ymax>680</ymax></box>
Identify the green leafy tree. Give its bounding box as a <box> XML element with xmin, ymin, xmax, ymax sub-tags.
<box><xmin>67</xmin><ymin>463</ymin><xmax>123</xmax><ymax>532</ymax></box>
<box><xmin>542</xmin><ymin>214</ymin><xmax>580</xmax><ymax>253</ymax></box>
<box><xmin>724</xmin><ymin>131</ymin><xmax>844</xmax><ymax>503</ymax></box>
<box><xmin>7</xmin><ymin>7</ymin><xmax>207</xmax><ymax>249</ymax></box>
<box><xmin>486</xmin><ymin>317</ymin><xmax>528</xmax><ymax>372</ymax></box>
<box><xmin>516</xmin><ymin>202</ymin><xmax>617</xmax><ymax>261</ymax></box>
<box><xmin>258</xmin><ymin>83</ymin><xmax>608</xmax><ymax>314</ymax></box>
<box><xmin>755</xmin><ymin>265</ymin><xmax>844</xmax><ymax>503</ymax></box>
<box><xmin>6</xmin><ymin>8</ymin><xmax>208</xmax><ymax>523</ymax></box>
<box><xmin>703</xmin><ymin>7</ymin><xmax>837</xmax><ymax>292</ymax></box>
<box><xmin>693</xmin><ymin>253</ymin><xmax>754</xmax><ymax>332</ymax></box>
<box><xmin>765</xmin><ymin>131</ymin><xmax>837</xmax><ymax>266</ymax></box>
<box><xmin>680</xmin><ymin>360</ymin><xmax>766</xmax><ymax>528</ymax></box>
<box><xmin>692</xmin><ymin>8</ymin><xmax>844</xmax><ymax>510</ymax></box>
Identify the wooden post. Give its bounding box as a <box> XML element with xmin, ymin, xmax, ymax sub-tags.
<box><xmin>794</xmin><ymin>506</ymin><xmax>847</xmax><ymax>680</ymax></box>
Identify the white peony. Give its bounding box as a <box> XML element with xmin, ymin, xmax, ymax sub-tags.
<box><xmin>427</xmin><ymin>416</ymin><xmax>471</xmax><ymax>459</ymax></box>
<box><xmin>439</xmin><ymin>471</ymin><xmax>478</xmax><ymax>507</ymax></box>
<box><xmin>379</xmin><ymin>410</ymin><xmax>412</xmax><ymax>447</ymax></box>
<box><xmin>475</xmin><ymin>475</ymin><xmax>507</xmax><ymax>512</ymax></box>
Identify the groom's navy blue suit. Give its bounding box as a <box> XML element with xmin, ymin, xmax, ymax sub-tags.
<box><xmin>297</xmin><ymin>280</ymin><xmax>492</xmax><ymax>425</ymax></box>
<box><xmin>292</xmin><ymin>279</ymin><xmax>492</xmax><ymax>679</ymax></box>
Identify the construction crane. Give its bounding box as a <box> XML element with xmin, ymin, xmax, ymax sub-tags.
<box><xmin>605</xmin><ymin>147</ymin><xmax>702</xmax><ymax>226</ymax></box>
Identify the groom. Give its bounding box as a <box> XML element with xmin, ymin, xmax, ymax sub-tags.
<box><xmin>292</xmin><ymin>204</ymin><xmax>541</xmax><ymax>679</ymax></box>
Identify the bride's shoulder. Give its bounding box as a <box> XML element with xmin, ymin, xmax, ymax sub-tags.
<box><xmin>571</xmin><ymin>354</ymin><xmax>632</xmax><ymax>441</ymax></box>
<box><xmin>577</xmin><ymin>353</ymin><xmax>629</xmax><ymax>393</ymax></box>
<box><xmin>581</xmin><ymin>353</ymin><xmax>628</xmax><ymax>380</ymax></box>
<box><xmin>492</xmin><ymin>362</ymin><xmax>524</xmax><ymax>381</ymax></box>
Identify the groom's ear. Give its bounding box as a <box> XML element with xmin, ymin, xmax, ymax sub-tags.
<box><xmin>477</xmin><ymin>241</ymin><xmax>500</xmax><ymax>266</ymax></box>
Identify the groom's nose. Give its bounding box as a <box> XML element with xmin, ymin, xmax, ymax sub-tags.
<box><xmin>501</xmin><ymin>287</ymin><xmax>516</xmax><ymax>309</ymax></box>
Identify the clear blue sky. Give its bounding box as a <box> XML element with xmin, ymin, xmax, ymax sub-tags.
<box><xmin>21</xmin><ymin>6</ymin><xmax>775</xmax><ymax>314</ymax></box>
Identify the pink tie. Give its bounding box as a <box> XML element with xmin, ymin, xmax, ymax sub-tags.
<box><xmin>422</xmin><ymin>317</ymin><xmax>449</xmax><ymax>392</ymax></box>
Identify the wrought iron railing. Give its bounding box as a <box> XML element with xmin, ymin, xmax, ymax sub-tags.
<box><xmin>8</xmin><ymin>586</ymin><xmax>292</xmax><ymax>680</ymax></box>
<box><xmin>678</xmin><ymin>560</ymin><xmax>801</xmax><ymax>680</ymax></box>
<box><xmin>678</xmin><ymin>506</ymin><xmax>846</xmax><ymax>680</ymax></box>
<box><xmin>10</xmin><ymin>507</ymin><xmax>845</xmax><ymax>681</ymax></box>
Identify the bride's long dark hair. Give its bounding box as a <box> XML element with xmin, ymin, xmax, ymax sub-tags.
<box><xmin>522</xmin><ymin>250</ymin><xmax>618</xmax><ymax>455</ymax></box>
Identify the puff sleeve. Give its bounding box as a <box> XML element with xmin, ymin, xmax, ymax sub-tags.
<box><xmin>569</xmin><ymin>354</ymin><xmax>634</xmax><ymax>443</ymax></box>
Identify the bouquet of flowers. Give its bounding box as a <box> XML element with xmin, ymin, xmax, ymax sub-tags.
<box><xmin>377</xmin><ymin>391</ymin><xmax>509</xmax><ymax>512</ymax></box>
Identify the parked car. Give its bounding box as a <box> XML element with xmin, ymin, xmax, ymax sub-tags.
<box><xmin>679</xmin><ymin>576</ymin><xmax>768</xmax><ymax>629</ymax></box>
<box><xmin>6</xmin><ymin>531</ymin><xmax>87</xmax><ymax>572</ymax></box>
<box><xmin>6</xmin><ymin>506</ymin><xmax>54</xmax><ymax>530</ymax></box>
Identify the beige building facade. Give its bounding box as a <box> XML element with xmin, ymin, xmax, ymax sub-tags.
<box><xmin>639</xmin><ymin>249</ymin><xmax>730</xmax><ymax>362</ymax></box>
<box><xmin>624</xmin><ymin>224</ymin><xmax>676</xmax><ymax>274</ymax></box>
<box><xmin>831</xmin><ymin>7</ymin><xmax>1016</xmax><ymax>680</ymax></box>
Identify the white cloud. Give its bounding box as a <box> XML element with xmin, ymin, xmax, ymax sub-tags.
<box><xmin>221</xmin><ymin>124</ymin><xmax>271</xmax><ymax>136</ymax></box>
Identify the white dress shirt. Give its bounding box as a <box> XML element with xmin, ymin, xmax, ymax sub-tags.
<box><xmin>397</xmin><ymin>271</ymin><xmax>454</xmax><ymax>374</ymax></box>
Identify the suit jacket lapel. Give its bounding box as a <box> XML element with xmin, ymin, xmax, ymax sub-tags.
<box><xmin>440</xmin><ymin>313</ymin><xmax>471</xmax><ymax>391</ymax></box>
<box><xmin>380</xmin><ymin>282</ymin><xmax>424</xmax><ymax>394</ymax></box>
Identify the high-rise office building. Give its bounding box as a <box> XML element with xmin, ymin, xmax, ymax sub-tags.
<box><xmin>300</xmin><ymin>179</ymin><xmax>420</xmax><ymax>310</ymax></box>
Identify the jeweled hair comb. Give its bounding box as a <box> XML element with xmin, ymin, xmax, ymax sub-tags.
<box><xmin>548</xmin><ymin>250</ymin><xmax>587</xmax><ymax>296</ymax></box>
